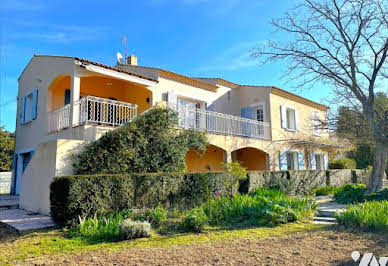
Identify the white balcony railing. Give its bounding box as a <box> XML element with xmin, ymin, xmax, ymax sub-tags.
<box><xmin>48</xmin><ymin>96</ymin><xmax>138</xmax><ymax>133</ymax></box>
<box><xmin>171</xmin><ymin>104</ymin><xmax>270</xmax><ymax>140</ymax></box>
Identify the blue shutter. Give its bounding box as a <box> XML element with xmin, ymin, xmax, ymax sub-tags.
<box><xmin>279</xmin><ymin>150</ymin><xmax>287</xmax><ymax>170</ymax></box>
<box><xmin>32</xmin><ymin>90</ymin><xmax>38</xmax><ymax>120</ymax></box>
<box><xmin>297</xmin><ymin>152</ymin><xmax>305</xmax><ymax>170</ymax></box>
<box><xmin>20</xmin><ymin>96</ymin><xmax>26</xmax><ymax>124</ymax></box>
<box><xmin>30</xmin><ymin>150</ymin><xmax>35</xmax><ymax>159</ymax></box>
<box><xmin>241</xmin><ymin>107</ymin><xmax>253</xmax><ymax>137</ymax></box>
<box><xmin>309</xmin><ymin>153</ymin><xmax>316</xmax><ymax>170</ymax></box>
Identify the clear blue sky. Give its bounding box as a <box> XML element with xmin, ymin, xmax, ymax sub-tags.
<box><xmin>0</xmin><ymin>0</ymin><xmax>333</xmax><ymax>132</ymax></box>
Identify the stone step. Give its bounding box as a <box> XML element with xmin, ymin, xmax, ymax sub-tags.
<box><xmin>313</xmin><ymin>216</ymin><xmax>338</xmax><ymax>225</ymax></box>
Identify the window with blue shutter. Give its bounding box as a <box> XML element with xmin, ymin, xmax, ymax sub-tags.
<box><xmin>297</xmin><ymin>152</ymin><xmax>305</xmax><ymax>170</ymax></box>
<box><xmin>309</xmin><ymin>153</ymin><xmax>316</xmax><ymax>170</ymax></box>
<box><xmin>279</xmin><ymin>150</ymin><xmax>288</xmax><ymax>170</ymax></box>
<box><xmin>32</xmin><ymin>90</ymin><xmax>38</xmax><ymax>120</ymax></box>
<box><xmin>20</xmin><ymin>97</ymin><xmax>26</xmax><ymax>125</ymax></box>
<box><xmin>241</xmin><ymin>107</ymin><xmax>253</xmax><ymax>137</ymax></box>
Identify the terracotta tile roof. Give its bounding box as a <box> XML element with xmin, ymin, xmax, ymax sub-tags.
<box><xmin>118</xmin><ymin>65</ymin><xmax>218</xmax><ymax>91</ymax></box>
<box><xmin>32</xmin><ymin>55</ymin><xmax>158</xmax><ymax>82</ymax></box>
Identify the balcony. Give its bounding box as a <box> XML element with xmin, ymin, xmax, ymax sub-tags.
<box><xmin>172</xmin><ymin>104</ymin><xmax>270</xmax><ymax>140</ymax></box>
<box><xmin>48</xmin><ymin>96</ymin><xmax>138</xmax><ymax>133</ymax></box>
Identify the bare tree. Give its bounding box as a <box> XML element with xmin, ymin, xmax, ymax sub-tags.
<box><xmin>252</xmin><ymin>0</ymin><xmax>388</xmax><ymax>192</ymax></box>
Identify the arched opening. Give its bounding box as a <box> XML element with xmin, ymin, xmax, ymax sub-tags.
<box><xmin>186</xmin><ymin>145</ymin><xmax>226</xmax><ymax>172</ymax></box>
<box><xmin>232</xmin><ymin>147</ymin><xmax>268</xmax><ymax>171</ymax></box>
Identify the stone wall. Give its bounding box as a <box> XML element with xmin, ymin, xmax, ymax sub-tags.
<box><xmin>0</xmin><ymin>172</ymin><xmax>12</xmax><ymax>194</ymax></box>
<box><xmin>326</xmin><ymin>169</ymin><xmax>352</xmax><ymax>186</ymax></box>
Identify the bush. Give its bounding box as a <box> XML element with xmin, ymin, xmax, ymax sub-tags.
<box><xmin>130</xmin><ymin>206</ymin><xmax>167</xmax><ymax>228</ymax></box>
<box><xmin>247</xmin><ymin>170</ymin><xmax>327</xmax><ymax>196</ymax></box>
<box><xmin>335</xmin><ymin>201</ymin><xmax>388</xmax><ymax>231</ymax></box>
<box><xmin>313</xmin><ymin>186</ymin><xmax>339</xmax><ymax>196</ymax></box>
<box><xmin>69</xmin><ymin>211</ymin><xmax>127</xmax><ymax>241</ymax></box>
<box><xmin>363</xmin><ymin>189</ymin><xmax>388</xmax><ymax>202</ymax></box>
<box><xmin>329</xmin><ymin>158</ymin><xmax>356</xmax><ymax>169</ymax></box>
<box><xmin>73</xmin><ymin>107</ymin><xmax>208</xmax><ymax>175</ymax></box>
<box><xmin>120</xmin><ymin>219</ymin><xmax>151</xmax><ymax>239</ymax></box>
<box><xmin>202</xmin><ymin>189</ymin><xmax>317</xmax><ymax>226</ymax></box>
<box><xmin>182</xmin><ymin>208</ymin><xmax>208</xmax><ymax>233</ymax></box>
<box><xmin>334</xmin><ymin>184</ymin><xmax>366</xmax><ymax>204</ymax></box>
<box><xmin>50</xmin><ymin>172</ymin><xmax>235</xmax><ymax>226</ymax></box>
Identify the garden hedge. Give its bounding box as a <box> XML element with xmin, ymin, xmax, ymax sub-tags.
<box><xmin>50</xmin><ymin>172</ymin><xmax>237</xmax><ymax>226</ymax></box>
<box><xmin>246</xmin><ymin>170</ymin><xmax>327</xmax><ymax>196</ymax></box>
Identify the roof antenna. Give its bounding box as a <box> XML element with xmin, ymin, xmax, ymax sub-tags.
<box><xmin>121</xmin><ymin>36</ymin><xmax>128</xmax><ymax>59</ymax></box>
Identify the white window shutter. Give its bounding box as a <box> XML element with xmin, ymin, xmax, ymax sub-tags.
<box><xmin>20</xmin><ymin>96</ymin><xmax>26</xmax><ymax>125</ymax></box>
<box><xmin>280</xmin><ymin>105</ymin><xmax>287</xmax><ymax>128</ymax></box>
<box><xmin>324</xmin><ymin>153</ymin><xmax>329</xmax><ymax>170</ymax></box>
<box><xmin>32</xmin><ymin>90</ymin><xmax>38</xmax><ymax>120</ymax></box>
<box><xmin>297</xmin><ymin>152</ymin><xmax>305</xmax><ymax>170</ymax></box>
<box><xmin>295</xmin><ymin>109</ymin><xmax>300</xmax><ymax>131</ymax></box>
<box><xmin>167</xmin><ymin>90</ymin><xmax>177</xmax><ymax>110</ymax></box>
<box><xmin>279</xmin><ymin>150</ymin><xmax>288</xmax><ymax>170</ymax></box>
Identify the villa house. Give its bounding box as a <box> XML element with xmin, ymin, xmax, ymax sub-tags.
<box><xmin>13</xmin><ymin>54</ymin><xmax>332</xmax><ymax>214</ymax></box>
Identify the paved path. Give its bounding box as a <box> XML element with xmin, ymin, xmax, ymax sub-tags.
<box><xmin>0</xmin><ymin>195</ymin><xmax>19</xmax><ymax>210</ymax></box>
<box><xmin>0</xmin><ymin>209</ymin><xmax>55</xmax><ymax>232</ymax></box>
<box><xmin>312</xmin><ymin>196</ymin><xmax>347</xmax><ymax>225</ymax></box>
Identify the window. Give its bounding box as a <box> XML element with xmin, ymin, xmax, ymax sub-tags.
<box><xmin>177</xmin><ymin>98</ymin><xmax>200</xmax><ymax>129</ymax></box>
<box><xmin>286</xmin><ymin>108</ymin><xmax>296</xmax><ymax>130</ymax></box>
<box><xmin>315</xmin><ymin>154</ymin><xmax>325</xmax><ymax>170</ymax></box>
<box><xmin>21</xmin><ymin>90</ymin><xmax>38</xmax><ymax>124</ymax></box>
<box><xmin>64</xmin><ymin>89</ymin><xmax>71</xmax><ymax>105</ymax></box>
<box><xmin>286</xmin><ymin>152</ymin><xmax>298</xmax><ymax>170</ymax></box>
<box><xmin>22</xmin><ymin>153</ymin><xmax>31</xmax><ymax>173</ymax></box>
<box><xmin>256</xmin><ymin>108</ymin><xmax>264</xmax><ymax>122</ymax></box>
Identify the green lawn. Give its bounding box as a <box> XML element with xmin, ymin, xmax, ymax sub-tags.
<box><xmin>0</xmin><ymin>222</ymin><xmax>323</xmax><ymax>265</ymax></box>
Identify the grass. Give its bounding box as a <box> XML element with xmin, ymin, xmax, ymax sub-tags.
<box><xmin>313</xmin><ymin>186</ymin><xmax>339</xmax><ymax>196</ymax></box>
<box><xmin>335</xmin><ymin>201</ymin><xmax>388</xmax><ymax>231</ymax></box>
<box><xmin>0</xmin><ymin>222</ymin><xmax>323</xmax><ymax>265</ymax></box>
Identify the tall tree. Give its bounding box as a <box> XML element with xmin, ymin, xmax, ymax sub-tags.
<box><xmin>0</xmin><ymin>127</ymin><xmax>14</xmax><ymax>172</ymax></box>
<box><xmin>252</xmin><ymin>0</ymin><xmax>388</xmax><ymax>192</ymax></box>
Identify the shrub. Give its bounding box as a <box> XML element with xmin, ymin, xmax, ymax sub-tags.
<box><xmin>130</xmin><ymin>206</ymin><xmax>167</xmax><ymax>228</ymax></box>
<box><xmin>313</xmin><ymin>186</ymin><xmax>339</xmax><ymax>196</ymax></box>
<box><xmin>335</xmin><ymin>201</ymin><xmax>388</xmax><ymax>231</ymax></box>
<box><xmin>334</xmin><ymin>184</ymin><xmax>366</xmax><ymax>204</ymax></box>
<box><xmin>247</xmin><ymin>170</ymin><xmax>327</xmax><ymax>196</ymax></box>
<box><xmin>73</xmin><ymin>107</ymin><xmax>208</xmax><ymax>175</ymax></box>
<box><xmin>202</xmin><ymin>189</ymin><xmax>317</xmax><ymax>226</ymax></box>
<box><xmin>120</xmin><ymin>219</ymin><xmax>151</xmax><ymax>239</ymax></box>
<box><xmin>69</xmin><ymin>211</ymin><xmax>126</xmax><ymax>241</ymax></box>
<box><xmin>182</xmin><ymin>208</ymin><xmax>208</xmax><ymax>233</ymax></box>
<box><xmin>50</xmin><ymin>172</ymin><xmax>234</xmax><ymax>226</ymax></box>
<box><xmin>363</xmin><ymin>189</ymin><xmax>388</xmax><ymax>202</ymax></box>
<box><xmin>222</xmin><ymin>162</ymin><xmax>247</xmax><ymax>196</ymax></box>
<box><xmin>329</xmin><ymin>158</ymin><xmax>356</xmax><ymax>169</ymax></box>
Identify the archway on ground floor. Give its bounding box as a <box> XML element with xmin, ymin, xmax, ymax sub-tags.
<box><xmin>186</xmin><ymin>145</ymin><xmax>226</xmax><ymax>172</ymax></box>
<box><xmin>231</xmin><ymin>147</ymin><xmax>268</xmax><ymax>171</ymax></box>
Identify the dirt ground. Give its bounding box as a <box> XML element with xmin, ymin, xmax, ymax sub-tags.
<box><xmin>21</xmin><ymin>227</ymin><xmax>388</xmax><ymax>266</ymax></box>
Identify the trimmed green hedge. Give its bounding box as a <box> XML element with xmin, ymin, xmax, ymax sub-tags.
<box><xmin>50</xmin><ymin>172</ymin><xmax>236</xmax><ymax>226</ymax></box>
<box><xmin>247</xmin><ymin>170</ymin><xmax>327</xmax><ymax>196</ymax></box>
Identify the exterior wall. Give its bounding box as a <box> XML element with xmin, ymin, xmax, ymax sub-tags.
<box><xmin>186</xmin><ymin>145</ymin><xmax>226</xmax><ymax>172</ymax></box>
<box><xmin>150</xmin><ymin>77</ymin><xmax>231</xmax><ymax>109</ymax></box>
<box><xmin>236</xmin><ymin>86</ymin><xmax>272</xmax><ymax>123</ymax></box>
<box><xmin>269</xmin><ymin>92</ymin><xmax>329</xmax><ymax>141</ymax></box>
<box><xmin>16</xmin><ymin>56</ymin><xmax>75</xmax><ymax>153</ymax></box>
<box><xmin>19</xmin><ymin>139</ymin><xmax>87</xmax><ymax>214</ymax></box>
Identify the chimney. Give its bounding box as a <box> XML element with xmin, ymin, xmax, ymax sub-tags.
<box><xmin>127</xmin><ymin>55</ymin><xmax>137</xmax><ymax>66</ymax></box>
